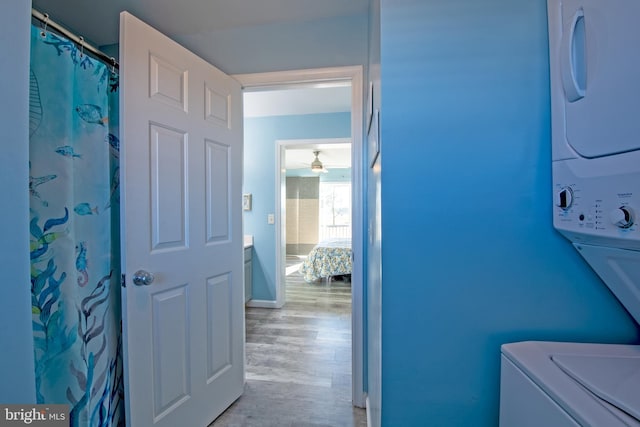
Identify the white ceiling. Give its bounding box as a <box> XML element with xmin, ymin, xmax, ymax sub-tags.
<box><xmin>244</xmin><ymin>85</ymin><xmax>351</xmax><ymax>118</ymax></box>
<box><xmin>31</xmin><ymin>0</ymin><xmax>369</xmax><ymax>47</ymax></box>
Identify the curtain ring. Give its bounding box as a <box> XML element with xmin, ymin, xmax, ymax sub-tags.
<box><xmin>79</xmin><ymin>36</ymin><xmax>85</xmax><ymax>57</ymax></box>
<box><xmin>40</xmin><ymin>13</ymin><xmax>49</xmax><ymax>38</ymax></box>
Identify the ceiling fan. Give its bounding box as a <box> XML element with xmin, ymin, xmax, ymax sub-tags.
<box><xmin>311</xmin><ymin>151</ymin><xmax>328</xmax><ymax>173</ymax></box>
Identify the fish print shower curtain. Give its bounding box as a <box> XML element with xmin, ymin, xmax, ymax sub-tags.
<box><xmin>29</xmin><ymin>24</ymin><xmax>124</xmax><ymax>427</ymax></box>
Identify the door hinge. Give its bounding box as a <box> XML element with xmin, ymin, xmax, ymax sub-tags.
<box><xmin>121</xmin><ymin>273</ymin><xmax>126</xmax><ymax>288</ymax></box>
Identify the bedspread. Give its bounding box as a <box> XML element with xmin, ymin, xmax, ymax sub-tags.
<box><xmin>299</xmin><ymin>239</ymin><xmax>352</xmax><ymax>283</ymax></box>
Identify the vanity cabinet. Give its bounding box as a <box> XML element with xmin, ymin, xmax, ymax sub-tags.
<box><xmin>244</xmin><ymin>246</ymin><xmax>252</xmax><ymax>303</ymax></box>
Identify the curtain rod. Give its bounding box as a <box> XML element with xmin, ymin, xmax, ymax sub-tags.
<box><xmin>31</xmin><ymin>8</ymin><xmax>119</xmax><ymax>70</ymax></box>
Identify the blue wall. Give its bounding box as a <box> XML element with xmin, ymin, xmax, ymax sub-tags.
<box><xmin>379</xmin><ymin>0</ymin><xmax>640</xmax><ymax>425</ymax></box>
<box><xmin>0</xmin><ymin>0</ymin><xmax>37</xmax><ymax>403</ymax></box>
<box><xmin>244</xmin><ymin>113</ymin><xmax>351</xmax><ymax>300</ymax></box>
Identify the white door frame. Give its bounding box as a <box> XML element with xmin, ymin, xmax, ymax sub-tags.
<box><xmin>234</xmin><ymin>66</ymin><xmax>365</xmax><ymax>408</ymax></box>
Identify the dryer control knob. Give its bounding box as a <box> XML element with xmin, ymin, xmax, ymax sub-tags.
<box><xmin>610</xmin><ymin>206</ymin><xmax>634</xmax><ymax>228</ymax></box>
<box><xmin>555</xmin><ymin>187</ymin><xmax>573</xmax><ymax>210</ymax></box>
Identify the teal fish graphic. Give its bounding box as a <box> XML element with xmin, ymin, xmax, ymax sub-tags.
<box><xmin>55</xmin><ymin>145</ymin><xmax>82</xmax><ymax>158</ymax></box>
<box><xmin>75</xmin><ymin>104</ymin><xmax>108</xmax><ymax>126</ymax></box>
<box><xmin>75</xmin><ymin>242</ymin><xmax>89</xmax><ymax>287</ymax></box>
<box><xmin>74</xmin><ymin>203</ymin><xmax>99</xmax><ymax>216</ymax></box>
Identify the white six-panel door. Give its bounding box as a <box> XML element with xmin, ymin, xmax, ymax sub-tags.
<box><xmin>119</xmin><ymin>12</ymin><xmax>244</xmax><ymax>427</ymax></box>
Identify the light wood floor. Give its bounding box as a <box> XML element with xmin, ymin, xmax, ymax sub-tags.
<box><xmin>210</xmin><ymin>256</ymin><xmax>367</xmax><ymax>427</ymax></box>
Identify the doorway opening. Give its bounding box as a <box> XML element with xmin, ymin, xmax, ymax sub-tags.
<box><xmin>280</xmin><ymin>139</ymin><xmax>352</xmax><ymax>281</ymax></box>
<box><xmin>237</xmin><ymin>66</ymin><xmax>364</xmax><ymax>408</ymax></box>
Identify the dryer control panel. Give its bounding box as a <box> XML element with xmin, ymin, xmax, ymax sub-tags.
<box><xmin>553</xmin><ymin>159</ymin><xmax>640</xmax><ymax>251</ymax></box>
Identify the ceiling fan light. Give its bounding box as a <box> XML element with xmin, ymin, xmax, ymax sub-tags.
<box><xmin>311</xmin><ymin>151</ymin><xmax>324</xmax><ymax>172</ymax></box>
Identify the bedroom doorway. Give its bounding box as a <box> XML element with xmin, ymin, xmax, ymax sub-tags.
<box><xmin>237</xmin><ymin>66</ymin><xmax>364</xmax><ymax>408</ymax></box>
<box><xmin>280</xmin><ymin>140</ymin><xmax>352</xmax><ymax>285</ymax></box>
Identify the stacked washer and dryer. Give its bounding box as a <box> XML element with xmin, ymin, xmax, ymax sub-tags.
<box><xmin>499</xmin><ymin>0</ymin><xmax>640</xmax><ymax>426</ymax></box>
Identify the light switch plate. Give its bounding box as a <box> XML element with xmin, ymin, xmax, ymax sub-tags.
<box><xmin>267</xmin><ymin>214</ymin><xmax>275</xmax><ymax>224</ymax></box>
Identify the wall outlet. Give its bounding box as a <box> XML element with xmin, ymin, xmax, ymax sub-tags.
<box><xmin>267</xmin><ymin>214</ymin><xmax>275</xmax><ymax>224</ymax></box>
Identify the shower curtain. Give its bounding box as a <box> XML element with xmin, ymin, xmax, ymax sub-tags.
<box><xmin>29</xmin><ymin>24</ymin><xmax>124</xmax><ymax>427</ymax></box>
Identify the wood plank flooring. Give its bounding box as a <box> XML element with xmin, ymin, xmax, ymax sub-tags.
<box><xmin>210</xmin><ymin>256</ymin><xmax>367</xmax><ymax>427</ymax></box>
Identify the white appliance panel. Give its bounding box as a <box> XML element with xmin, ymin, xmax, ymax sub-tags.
<box><xmin>552</xmin><ymin>156</ymin><xmax>640</xmax><ymax>250</ymax></box>
<box><xmin>499</xmin><ymin>356</ymin><xmax>580</xmax><ymax>427</ymax></box>
<box><xmin>574</xmin><ymin>243</ymin><xmax>640</xmax><ymax>325</ymax></box>
<box><xmin>500</xmin><ymin>342</ymin><xmax>640</xmax><ymax>427</ymax></box>
<box><xmin>549</xmin><ymin>0</ymin><xmax>640</xmax><ymax>159</ymax></box>
<box><xmin>552</xmin><ymin>353</ymin><xmax>640</xmax><ymax>420</ymax></box>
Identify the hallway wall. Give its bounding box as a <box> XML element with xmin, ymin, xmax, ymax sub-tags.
<box><xmin>0</xmin><ymin>0</ymin><xmax>37</xmax><ymax>403</ymax></box>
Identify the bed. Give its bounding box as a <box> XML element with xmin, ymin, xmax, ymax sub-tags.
<box><xmin>299</xmin><ymin>238</ymin><xmax>352</xmax><ymax>283</ymax></box>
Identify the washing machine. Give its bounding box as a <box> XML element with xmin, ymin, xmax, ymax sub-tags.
<box><xmin>501</xmin><ymin>341</ymin><xmax>640</xmax><ymax>427</ymax></box>
<box><xmin>499</xmin><ymin>0</ymin><xmax>640</xmax><ymax>425</ymax></box>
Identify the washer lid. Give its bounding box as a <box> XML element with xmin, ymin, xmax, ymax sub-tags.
<box><xmin>552</xmin><ymin>354</ymin><xmax>640</xmax><ymax>421</ymax></box>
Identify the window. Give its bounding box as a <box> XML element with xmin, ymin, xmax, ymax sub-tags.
<box><xmin>318</xmin><ymin>182</ymin><xmax>351</xmax><ymax>240</ymax></box>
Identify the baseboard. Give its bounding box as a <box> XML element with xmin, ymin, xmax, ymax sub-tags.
<box><xmin>246</xmin><ymin>299</ymin><xmax>281</xmax><ymax>309</ymax></box>
<box><xmin>366</xmin><ymin>395</ymin><xmax>371</xmax><ymax>427</ymax></box>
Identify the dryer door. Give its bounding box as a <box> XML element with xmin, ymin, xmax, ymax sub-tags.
<box><xmin>556</xmin><ymin>0</ymin><xmax>640</xmax><ymax>158</ymax></box>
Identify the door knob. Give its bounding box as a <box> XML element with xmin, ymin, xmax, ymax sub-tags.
<box><xmin>133</xmin><ymin>270</ymin><xmax>155</xmax><ymax>286</ymax></box>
